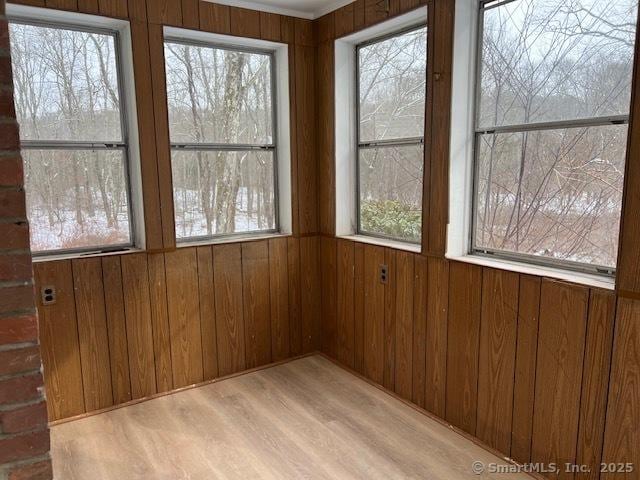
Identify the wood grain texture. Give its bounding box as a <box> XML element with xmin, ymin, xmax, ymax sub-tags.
<box><xmin>336</xmin><ymin>239</ymin><xmax>355</xmax><ymax>368</ymax></box>
<box><xmin>394</xmin><ymin>251</ymin><xmax>414</xmax><ymax>401</ymax></box>
<box><xmin>45</xmin><ymin>0</ymin><xmax>77</xmax><ymax>10</ymax></box>
<box><xmin>260</xmin><ymin>11</ymin><xmax>281</xmax><ymax>41</ymax></box>
<box><xmin>476</xmin><ymin>268</ymin><xmax>518</xmax><ymax>454</ymax></box>
<box><xmin>165</xmin><ymin>248</ymin><xmax>204</xmax><ymax>387</ymax></box>
<box><xmin>147</xmin><ymin>0</ymin><xmax>182</xmax><ymax>25</ymax></box>
<box><xmin>363</xmin><ymin>244</ymin><xmax>385</xmax><ymax>384</ymax></box>
<box><xmin>412</xmin><ymin>255</ymin><xmax>427</xmax><ymax>408</ymax></box>
<box><xmin>213</xmin><ymin>244</ymin><xmax>246</xmax><ymax>376</ymax></box>
<box><xmin>34</xmin><ymin>261</ymin><xmax>85</xmax><ymax>421</ymax></box>
<box><xmin>335</xmin><ymin>3</ymin><xmax>355</xmax><ymax>38</ymax></box>
<box><xmin>230</xmin><ymin>6</ymin><xmax>260</xmax><ymax>38</ymax></box>
<box><xmin>269</xmin><ymin>238</ymin><xmax>290</xmax><ymax>361</ymax></box>
<box><xmin>300</xmin><ymin>236</ymin><xmax>321</xmax><ymax>352</ymax></box>
<box><xmin>98</xmin><ymin>0</ymin><xmax>127</xmax><ymax>17</ymax></box>
<box><xmin>601</xmin><ymin>298</ymin><xmax>640</xmax><ymax>479</ymax></box>
<box><xmin>383</xmin><ymin>248</ymin><xmax>397</xmax><ymax>390</ymax></box>
<box><xmin>199</xmin><ymin>1</ymin><xmax>230</xmax><ymax>33</ymax></box>
<box><xmin>315</xmin><ymin>12</ymin><xmax>334</xmax><ymax>43</ymax></box>
<box><xmin>320</xmin><ymin>237</ymin><xmax>338</xmax><ymax>357</ymax></box>
<box><xmin>364</xmin><ymin>0</ymin><xmax>388</xmax><ymax>26</ymax></box>
<box><xmin>446</xmin><ymin>262</ymin><xmax>482</xmax><ymax>435</ymax></box>
<box><xmin>101</xmin><ymin>256</ymin><xmax>132</xmax><ymax>406</ymax></box>
<box><xmin>181</xmin><ymin>0</ymin><xmax>199</xmax><ymax>29</ymax></box>
<box><xmin>77</xmin><ymin>0</ymin><xmax>98</xmax><ymax>13</ymax></box>
<box><xmin>353</xmin><ymin>242</ymin><xmax>365</xmax><ymax>374</ymax></box>
<box><xmin>196</xmin><ymin>246</ymin><xmax>218</xmax><ymax>381</ymax></box>
<box><xmin>146</xmin><ymin>253</ymin><xmax>173</xmax><ymax>393</ymax></box>
<box><xmin>317</xmin><ymin>41</ymin><xmax>335</xmax><ymax>235</ymax></box>
<box><xmin>72</xmin><ymin>258</ymin><xmax>114</xmax><ymax>412</ymax></box>
<box><xmin>510</xmin><ymin>275</ymin><xmax>541</xmax><ymax>464</ymax></box>
<box><xmin>294</xmin><ymin>18</ymin><xmax>314</xmax><ymax>46</ymax></box>
<box><xmin>576</xmin><ymin>289</ymin><xmax>616</xmax><ymax>480</ymax></box>
<box><xmin>287</xmin><ymin>237</ymin><xmax>302</xmax><ymax>356</ymax></box>
<box><xmin>127</xmin><ymin>0</ymin><xmax>146</xmax><ymax>21</ymax></box>
<box><xmin>425</xmin><ymin>256</ymin><xmax>448</xmax><ymax>418</ymax></box>
<box><xmin>280</xmin><ymin>15</ymin><xmax>295</xmax><ymax>44</ymax></box>
<box><xmin>531</xmin><ymin>280</ymin><xmax>589</xmax><ymax>479</ymax></box>
<box><xmin>354</xmin><ymin>0</ymin><xmax>365</xmax><ymax>29</ymax></box>
<box><xmin>242</xmin><ymin>241</ymin><xmax>272</xmax><ymax>369</ymax></box>
<box><xmin>120</xmin><ymin>254</ymin><xmax>157</xmax><ymax>399</ymax></box>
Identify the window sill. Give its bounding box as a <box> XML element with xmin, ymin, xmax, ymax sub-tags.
<box><xmin>446</xmin><ymin>253</ymin><xmax>615</xmax><ymax>290</ymax></box>
<box><xmin>32</xmin><ymin>247</ymin><xmax>143</xmax><ymax>263</ymax></box>
<box><xmin>176</xmin><ymin>232</ymin><xmax>292</xmax><ymax>249</ymax></box>
<box><xmin>338</xmin><ymin>235</ymin><xmax>422</xmax><ymax>254</ymax></box>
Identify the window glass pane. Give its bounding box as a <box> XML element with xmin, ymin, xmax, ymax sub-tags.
<box><xmin>9</xmin><ymin>23</ymin><xmax>123</xmax><ymax>142</ymax></box>
<box><xmin>172</xmin><ymin>150</ymin><xmax>276</xmax><ymax>239</ymax></box>
<box><xmin>23</xmin><ymin>149</ymin><xmax>131</xmax><ymax>252</ymax></box>
<box><xmin>164</xmin><ymin>42</ymin><xmax>273</xmax><ymax>145</ymax></box>
<box><xmin>479</xmin><ymin>0</ymin><xmax>638</xmax><ymax>128</ymax></box>
<box><xmin>474</xmin><ymin>124</ymin><xmax>627</xmax><ymax>268</ymax></box>
<box><xmin>359</xmin><ymin>144</ymin><xmax>423</xmax><ymax>243</ymax></box>
<box><xmin>358</xmin><ymin>26</ymin><xmax>427</xmax><ymax>142</ymax></box>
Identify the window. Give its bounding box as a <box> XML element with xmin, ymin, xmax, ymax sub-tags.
<box><xmin>164</xmin><ymin>38</ymin><xmax>278</xmax><ymax>242</ymax></box>
<box><xmin>356</xmin><ymin>25</ymin><xmax>427</xmax><ymax>244</ymax></box>
<box><xmin>9</xmin><ymin>18</ymin><xmax>135</xmax><ymax>255</ymax></box>
<box><xmin>472</xmin><ymin>0</ymin><xmax>638</xmax><ymax>274</ymax></box>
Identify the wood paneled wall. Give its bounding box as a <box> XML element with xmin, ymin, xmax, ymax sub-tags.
<box><xmin>315</xmin><ymin>1</ymin><xmax>640</xmax><ymax>479</ymax></box>
<box><xmin>34</xmin><ymin>238</ymin><xmax>320</xmax><ymax>421</ymax></box>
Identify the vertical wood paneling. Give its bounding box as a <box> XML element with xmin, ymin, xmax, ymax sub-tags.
<box><xmin>354</xmin><ymin>242</ymin><xmax>365</xmax><ymax>374</ymax></box>
<box><xmin>147</xmin><ymin>0</ymin><xmax>182</xmax><ymax>25</ymax></box>
<box><xmin>101</xmin><ymin>256</ymin><xmax>132</xmax><ymax>405</ymax></box>
<box><xmin>199</xmin><ymin>1</ymin><xmax>230</xmax><ymax>34</ymax></box>
<box><xmin>335</xmin><ymin>3</ymin><xmax>355</xmax><ymax>38</ymax></box>
<box><xmin>394</xmin><ymin>251</ymin><xmax>414</xmax><ymax>400</ymax></box>
<box><xmin>294</xmin><ymin>18</ymin><xmax>314</xmax><ymax>46</ymax></box>
<box><xmin>363</xmin><ymin>244</ymin><xmax>385</xmax><ymax>384</ymax></box>
<box><xmin>196</xmin><ymin>246</ymin><xmax>218</xmax><ymax>380</ymax></box>
<box><xmin>354</xmin><ymin>0</ymin><xmax>365</xmax><ymax>29</ymax></box>
<box><xmin>147</xmin><ymin>253</ymin><xmax>173</xmax><ymax>392</ymax></box>
<box><xmin>336</xmin><ymin>239</ymin><xmax>355</xmax><ymax>368</ymax></box>
<box><xmin>476</xmin><ymin>268</ymin><xmax>519</xmax><ymax>454</ymax></box>
<box><xmin>287</xmin><ymin>237</ymin><xmax>302</xmax><ymax>356</ymax></box>
<box><xmin>412</xmin><ymin>255</ymin><xmax>427</xmax><ymax>408</ymax></box>
<box><xmin>78</xmin><ymin>0</ymin><xmax>98</xmax><ymax>13</ymax></box>
<box><xmin>317</xmin><ymin>41</ymin><xmax>335</xmax><ymax>235</ymax></box>
<box><xmin>98</xmin><ymin>0</ymin><xmax>127</xmax><ymax>18</ymax></box>
<box><xmin>213</xmin><ymin>244</ymin><xmax>246</xmax><ymax>376</ymax></box>
<box><xmin>280</xmin><ymin>15</ymin><xmax>295</xmax><ymax>44</ymax></box>
<box><xmin>45</xmin><ymin>0</ymin><xmax>77</xmax><ymax>10</ymax></box>
<box><xmin>315</xmin><ymin>13</ymin><xmax>334</xmax><ymax>43</ymax></box>
<box><xmin>576</xmin><ymin>290</ymin><xmax>616</xmax><ymax>480</ymax></box>
<box><xmin>269</xmin><ymin>238</ymin><xmax>290</xmax><ymax>361</ymax></box>
<box><xmin>127</xmin><ymin>0</ymin><xmax>146</xmax><ymax>21</ymax></box>
<box><xmin>300</xmin><ymin>236</ymin><xmax>321</xmax><ymax>352</ymax></box>
<box><xmin>383</xmin><ymin>248</ymin><xmax>397</xmax><ymax>390</ymax></box>
<box><xmin>425</xmin><ymin>257</ymin><xmax>448</xmax><ymax>417</ymax></box>
<box><xmin>229</xmin><ymin>6</ymin><xmax>260</xmax><ymax>38</ymax></box>
<box><xmin>321</xmin><ymin>237</ymin><xmax>338</xmax><ymax>356</ymax></box>
<box><xmin>120</xmin><ymin>254</ymin><xmax>157</xmax><ymax>399</ymax></box>
<box><xmin>511</xmin><ymin>275</ymin><xmax>541</xmax><ymax>464</ymax></box>
<box><xmin>260</xmin><ymin>11</ymin><xmax>281</xmax><ymax>41</ymax></box>
<box><xmin>34</xmin><ymin>261</ymin><xmax>85</xmax><ymax>420</ymax></box>
<box><xmin>181</xmin><ymin>0</ymin><xmax>199</xmax><ymax>29</ymax></box>
<box><xmin>242</xmin><ymin>241</ymin><xmax>272</xmax><ymax>369</ymax></box>
<box><xmin>165</xmin><ymin>249</ymin><xmax>204</xmax><ymax>387</ymax></box>
<box><xmin>601</xmin><ymin>298</ymin><xmax>640</xmax><ymax>479</ymax></box>
<box><xmin>72</xmin><ymin>258</ymin><xmax>113</xmax><ymax>412</ymax></box>
<box><xmin>446</xmin><ymin>262</ymin><xmax>482</xmax><ymax>435</ymax></box>
<box><xmin>531</xmin><ymin>280</ymin><xmax>589</xmax><ymax>479</ymax></box>
<box><xmin>364</xmin><ymin>0</ymin><xmax>388</xmax><ymax>25</ymax></box>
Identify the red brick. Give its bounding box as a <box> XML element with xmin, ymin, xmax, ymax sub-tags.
<box><xmin>0</xmin><ymin>156</ymin><xmax>24</xmax><ymax>187</ymax></box>
<box><xmin>8</xmin><ymin>459</ymin><xmax>53</xmax><ymax>480</ymax></box>
<box><xmin>0</xmin><ymin>254</ymin><xmax>32</xmax><ymax>281</ymax></box>
<box><xmin>0</xmin><ymin>373</ymin><xmax>43</xmax><ymax>405</ymax></box>
<box><xmin>0</xmin><ymin>121</ymin><xmax>19</xmax><ymax>150</ymax></box>
<box><xmin>0</xmin><ymin>284</ymin><xmax>34</xmax><ymax>313</ymax></box>
<box><xmin>0</xmin><ymin>345</ymin><xmax>41</xmax><ymax>376</ymax></box>
<box><xmin>0</xmin><ymin>223</ymin><xmax>29</xmax><ymax>249</ymax></box>
<box><xmin>0</xmin><ymin>401</ymin><xmax>48</xmax><ymax>434</ymax></box>
<box><xmin>0</xmin><ymin>189</ymin><xmax>26</xmax><ymax>218</ymax></box>
<box><xmin>0</xmin><ymin>88</ymin><xmax>16</xmax><ymax>118</ymax></box>
<box><xmin>0</xmin><ymin>429</ymin><xmax>50</xmax><ymax>464</ymax></box>
<box><xmin>0</xmin><ymin>313</ymin><xmax>38</xmax><ymax>345</ymax></box>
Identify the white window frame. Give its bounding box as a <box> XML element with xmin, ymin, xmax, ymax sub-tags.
<box><xmin>334</xmin><ymin>7</ymin><xmax>427</xmax><ymax>254</ymax></box>
<box><xmin>447</xmin><ymin>0</ymin><xmax>618</xmax><ymax>290</ymax></box>
<box><xmin>6</xmin><ymin>4</ymin><xmax>145</xmax><ymax>259</ymax></box>
<box><xmin>163</xmin><ymin>26</ymin><xmax>292</xmax><ymax>245</ymax></box>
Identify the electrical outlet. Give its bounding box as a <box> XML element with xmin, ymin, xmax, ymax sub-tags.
<box><xmin>379</xmin><ymin>264</ymin><xmax>388</xmax><ymax>284</ymax></box>
<box><xmin>41</xmin><ymin>286</ymin><xmax>56</xmax><ymax>305</ymax></box>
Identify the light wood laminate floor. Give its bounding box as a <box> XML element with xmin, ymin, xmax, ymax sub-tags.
<box><xmin>52</xmin><ymin>355</ymin><xmax>529</xmax><ymax>479</ymax></box>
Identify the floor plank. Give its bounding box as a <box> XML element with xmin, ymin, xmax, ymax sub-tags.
<box><xmin>52</xmin><ymin>355</ymin><xmax>530</xmax><ymax>480</ymax></box>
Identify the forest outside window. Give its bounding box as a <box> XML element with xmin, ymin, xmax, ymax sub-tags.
<box><xmin>472</xmin><ymin>0</ymin><xmax>638</xmax><ymax>275</ymax></box>
<box><xmin>164</xmin><ymin>38</ymin><xmax>278</xmax><ymax>242</ymax></box>
<box><xmin>9</xmin><ymin>19</ymin><xmax>135</xmax><ymax>255</ymax></box>
<box><xmin>356</xmin><ymin>25</ymin><xmax>427</xmax><ymax>245</ymax></box>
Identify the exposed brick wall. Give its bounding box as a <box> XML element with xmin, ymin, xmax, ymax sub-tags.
<box><xmin>0</xmin><ymin>0</ymin><xmax>52</xmax><ymax>478</ymax></box>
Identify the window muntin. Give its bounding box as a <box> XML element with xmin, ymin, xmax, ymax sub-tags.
<box><xmin>9</xmin><ymin>20</ymin><xmax>133</xmax><ymax>254</ymax></box>
<box><xmin>472</xmin><ymin>0</ymin><xmax>638</xmax><ymax>274</ymax></box>
<box><xmin>356</xmin><ymin>25</ymin><xmax>427</xmax><ymax>244</ymax></box>
<box><xmin>164</xmin><ymin>39</ymin><xmax>278</xmax><ymax>241</ymax></box>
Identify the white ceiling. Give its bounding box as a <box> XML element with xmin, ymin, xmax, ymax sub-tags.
<box><xmin>205</xmin><ymin>0</ymin><xmax>355</xmax><ymax>20</ymax></box>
